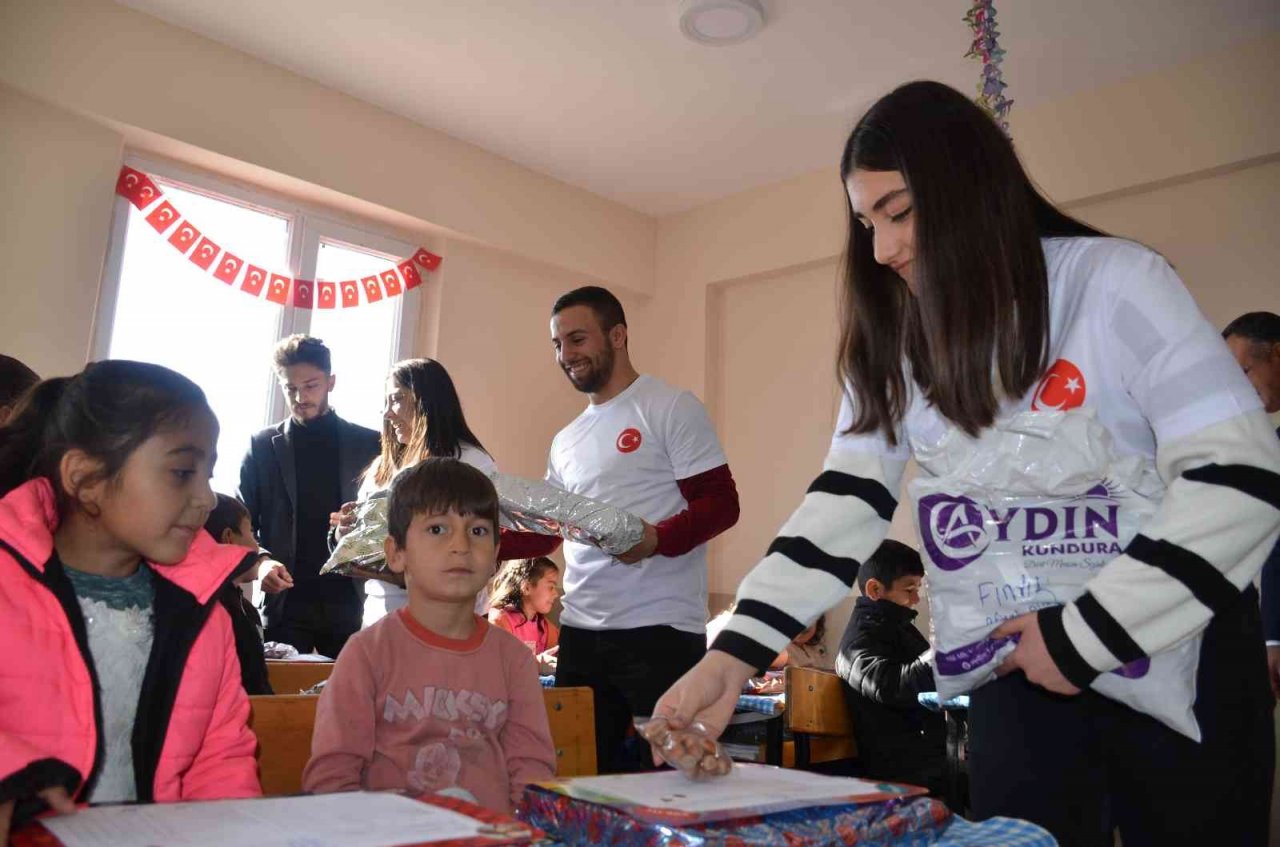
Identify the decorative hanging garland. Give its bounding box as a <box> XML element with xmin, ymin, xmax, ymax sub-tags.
<box><xmin>114</xmin><ymin>166</ymin><xmax>442</xmax><ymax>309</ymax></box>
<box><xmin>964</xmin><ymin>0</ymin><xmax>1013</xmax><ymax>133</ymax></box>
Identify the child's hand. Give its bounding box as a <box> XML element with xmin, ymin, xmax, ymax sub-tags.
<box><xmin>260</xmin><ymin>563</ymin><xmax>294</xmax><ymax>594</ymax></box>
<box><xmin>992</xmin><ymin>612</ymin><xmax>1081</xmax><ymax>696</ymax></box>
<box><xmin>537</xmin><ymin>646</ymin><xmax>559</xmax><ymax>672</ymax></box>
<box><xmin>330</xmin><ymin>502</ymin><xmax>359</xmax><ymax>539</ymax></box>
<box><xmin>0</xmin><ymin>785</ymin><xmax>76</xmax><ymax>842</ymax></box>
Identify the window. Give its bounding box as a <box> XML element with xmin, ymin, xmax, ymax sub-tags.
<box><xmin>96</xmin><ymin>159</ymin><xmax>418</xmax><ymax>496</ymax></box>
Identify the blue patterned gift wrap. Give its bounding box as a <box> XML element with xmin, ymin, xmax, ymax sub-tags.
<box><xmin>517</xmin><ymin>785</ymin><xmax>955</xmax><ymax>846</ymax></box>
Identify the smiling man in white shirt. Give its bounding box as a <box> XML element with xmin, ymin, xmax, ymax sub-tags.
<box><xmin>547</xmin><ymin>286</ymin><xmax>740</xmax><ymax>773</ymax></box>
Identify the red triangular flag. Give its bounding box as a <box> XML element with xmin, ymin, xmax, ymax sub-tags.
<box><xmin>412</xmin><ymin>248</ymin><xmax>442</xmax><ymax>271</ymax></box>
<box><xmin>317</xmin><ymin>281</ymin><xmax>336</xmax><ymax>309</ymax></box>
<box><xmin>293</xmin><ymin>279</ymin><xmax>314</xmax><ymax>309</ymax></box>
<box><xmin>214</xmin><ymin>251</ymin><xmax>243</xmax><ymax>284</ymax></box>
<box><xmin>116</xmin><ymin>167</ymin><xmax>162</xmax><ymax>209</ymax></box>
<box><xmin>266</xmin><ymin>274</ymin><xmax>292</xmax><ymax>305</ymax></box>
<box><xmin>361</xmin><ymin>276</ymin><xmax>383</xmax><ymax>303</ymax></box>
<box><xmin>242</xmin><ymin>265</ymin><xmax>268</xmax><ymax>297</ymax></box>
<box><xmin>340</xmin><ymin>280</ymin><xmax>360</xmax><ymax>308</ymax></box>
<box><xmin>380</xmin><ymin>269</ymin><xmax>402</xmax><ymax>297</ymax></box>
<box><xmin>398</xmin><ymin>260</ymin><xmax>422</xmax><ymax>290</ymax></box>
<box><xmin>145</xmin><ymin>201</ymin><xmax>180</xmax><ymax>233</ymax></box>
<box><xmin>168</xmin><ymin>221</ymin><xmax>200</xmax><ymax>254</ymax></box>
<box><xmin>189</xmin><ymin>237</ymin><xmax>221</xmax><ymax>271</ymax></box>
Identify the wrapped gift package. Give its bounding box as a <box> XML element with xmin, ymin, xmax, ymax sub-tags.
<box><xmin>516</xmin><ymin>766</ymin><xmax>945</xmax><ymax>846</ymax></box>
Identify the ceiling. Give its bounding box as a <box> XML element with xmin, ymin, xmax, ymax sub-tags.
<box><xmin>116</xmin><ymin>0</ymin><xmax>1280</xmax><ymax>216</ymax></box>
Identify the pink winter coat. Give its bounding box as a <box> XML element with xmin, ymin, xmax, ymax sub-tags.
<box><xmin>0</xmin><ymin>478</ymin><xmax>261</xmax><ymax>819</ymax></box>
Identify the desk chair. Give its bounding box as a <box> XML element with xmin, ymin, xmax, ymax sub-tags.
<box><xmin>248</xmin><ymin>694</ymin><xmax>320</xmax><ymax>796</ymax></box>
<box><xmin>542</xmin><ymin>686</ymin><xmax>596</xmax><ymax>777</ymax></box>
<box><xmin>784</xmin><ymin>666</ymin><xmax>857</xmax><ymax>770</ymax></box>
<box><xmin>265</xmin><ymin>661</ymin><xmax>335</xmax><ymax>694</ymax></box>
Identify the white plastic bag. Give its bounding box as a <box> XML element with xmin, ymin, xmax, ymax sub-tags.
<box><xmin>908</xmin><ymin>409</ymin><xmax>1202</xmax><ymax>740</ymax></box>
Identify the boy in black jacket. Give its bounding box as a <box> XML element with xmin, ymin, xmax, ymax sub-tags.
<box><xmin>835</xmin><ymin>539</ymin><xmax>944</xmax><ymax>793</ymax></box>
<box><xmin>205</xmin><ymin>494</ymin><xmax>277</xmax><ymax>695</ymax></box>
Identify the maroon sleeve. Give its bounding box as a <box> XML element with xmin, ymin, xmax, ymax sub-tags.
<box><xmin>654</xmin><ymin>464</ymin><xmax>740</xmax><ymax>558</ymax></box>
<box><xmin>497</xmin><ymin>529</ymin><xmax>562</xmax><ymax>561</ymax></box>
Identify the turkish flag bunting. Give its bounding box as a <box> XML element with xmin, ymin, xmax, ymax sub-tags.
<box><xmin>380</xmin><ymin>270</ymin><xmax>402</xmax><ymax>297</ymax></box>
<box><xmin>145</xmin><ymin>201</ymin><xmax>180</xmax><ymax>233</ymax></box>
<box><xmin>168</xmin><ymin>221</ymin><xmax>201</xmax><ymax>254</ymax></box>
<box><xmin>317</xmin><ymin>281</ymin><xmax>337</xmax><ymax>309</ymax></box>
<box><xmin>362</xmin><ymin>276</ymin><xmax>383</xmax><ymax>303</ymax></box>
<box><xmin>293</xmin><ymin>279</ymin><xmax>314</xmax><ymax>309</ymax></box>
<box><xmin>398</xmin><ymin>261</ymin><xmax>422</xmax><ymax>290</ymax></box>
<box><xmin>116</xmin><ymin>167</ymin><xmax>162</xmax><ymax>209</ymax></box>
<box><xmin>412</xmin><ymin>248</ymin><xmax>442</xmax><ymax>271</ymax></box>
<box><xmin>340</xmin><ymin>281</ymin><xmax>360</xmax><ymax>308</ymax></box>
<box><xmin>189</xmin><ymin>237</ymin><xmax>221</xmax><ymax>271</ymax></box>
<box><xmin>266</xmin><ymin>274</ymin><xmax>292</xmax><ymax>305</ymax></box>
<box><xmin>214</xmin><ymin>251</ymin><xmax>244</xmax><ymax>284</ymax></box>
<box><xmin>242</xmin><ymin>265</ymin><xmax>268</xmax><ymax>297</ymax></box>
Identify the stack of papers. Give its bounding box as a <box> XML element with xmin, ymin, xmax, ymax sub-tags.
<box><xmin>17</xmin><ymin>792</ymin><xmax>539</xmax><ymax>847</ymax></box>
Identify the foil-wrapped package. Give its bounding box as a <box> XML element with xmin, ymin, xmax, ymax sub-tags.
<box><xmin>491</xmin><ymin>472</ymin><xmax>645</xmax><ymax>556</ymax></box>
<box><xmin>320</xmin><ymin>471</ymin><xmax>646</xmax><ymax>581</ymax></box>
<box><xmin>319</xmin><ymin>492</ymin><xmax>404</xmax><ymax>585</ymax></box>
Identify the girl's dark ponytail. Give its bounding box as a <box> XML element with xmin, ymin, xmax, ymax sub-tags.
<box><xmin>0</xmin><ymin>376</ymin><xmax>73</xmax><ymax>496</ymax></box>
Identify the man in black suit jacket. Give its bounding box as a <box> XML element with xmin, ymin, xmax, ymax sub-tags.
<box><xmin>1223</xmin><ymin>312</ymin><xmax>1280</xmax><ymax>696</ymax></box>
<box><xmin>238</xmin><ymin>335</ymin><xmax>379</xmax><ymax>658</ymax></box>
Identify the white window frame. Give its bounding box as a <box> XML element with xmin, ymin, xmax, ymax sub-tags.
<box><xmin>93</xmin><ymin>153</ymin><xmax>420</xmax><ymax>426</ymax></box>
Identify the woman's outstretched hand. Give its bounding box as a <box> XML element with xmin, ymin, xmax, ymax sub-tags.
<box><xmin>647</xmin><ymin>651</ymin><xmax>756</xmax><ymax>764</ymax></box>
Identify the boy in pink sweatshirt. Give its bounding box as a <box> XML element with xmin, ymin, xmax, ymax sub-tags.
<box><xmin>302</xmin><ymin>459</ymin><xmax>555</xmax><ymax>813</ymax></box>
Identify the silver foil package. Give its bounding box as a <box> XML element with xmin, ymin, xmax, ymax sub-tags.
<box><xmin>320</xmin><ymin>472</ymin><xmax>646</xmax><ymax>581</ymax></box>
<box><xmin>490</xmin><ymin>472</ymin><xmax>645</xmax><ymax>556</ymax></box>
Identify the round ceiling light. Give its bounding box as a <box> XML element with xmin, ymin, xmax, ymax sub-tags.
<box><xmin>679</xmin><ymin>0</ymin><xmax>766</xmax><ymax>46</ymax></box>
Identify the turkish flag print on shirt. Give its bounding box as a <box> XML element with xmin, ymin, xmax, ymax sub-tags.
<box><xmin>1030</xmin><ymin>359</ymin><xmax>1087</xmax><ymax>411</ymax></box>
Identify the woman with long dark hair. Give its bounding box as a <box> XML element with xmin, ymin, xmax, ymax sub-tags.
<box><xmin>651</xmin><ymin>81</ymin><xmax>1280</xmax><ymax>843</ymax></box>
<box><xmin>343</xmin><ymin>358</ymin><xmax>559</xmax><ymax>625</ymax></box>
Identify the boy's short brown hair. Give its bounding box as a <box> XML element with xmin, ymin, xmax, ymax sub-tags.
<box><xmin>386</xmin><ymin>458</ymin><xmax>500</xmax><ymax>547</ymax></box>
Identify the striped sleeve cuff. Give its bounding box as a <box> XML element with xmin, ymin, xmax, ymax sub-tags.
<box><xmin>1050</xmin><ymin>413</ymin><xmax>1280</xmax><ymax>674</ymax></box>
<box><xmin>715</xmin><ymin>447</ymin><xmax>904</xmax><ymax>673</ymax></box>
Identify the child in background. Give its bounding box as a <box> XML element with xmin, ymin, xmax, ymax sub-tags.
<box><xmin>0</xmin><ymin>354</ymin><xmax>39</xmax><ymax>425</ymax></box>
<box><xmin>488</xmin><ymin>557</ymin><xmax>561</xmax><ymax>673</ymax></box>
<box><xmin>834</xmin><ymin>539</ymin><xmax>944</xmax><ymax>793</ymax></box>
<box><xmin>204</xmin><ymin>494</ymin><xmax>295</xmax><ymax>695</ymax></box>
<box><xmin>303</xmin><ymin>458</ymin><xmax>555</xmax><ymax>813</ymax></box>
<box><xmin>0</xmin><ymin>361</ymin><xmax>260</xmax><ymax>841</ymax></box>
<box><xmin>771</xmin><ymin>615</ymin><xmax>832</xmax><ymax>671</ymax></box>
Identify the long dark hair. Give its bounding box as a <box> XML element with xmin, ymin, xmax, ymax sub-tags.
<box><xmin>366</xmin><ymin>358</ymin><xmax>489</xmax><ymax>489</ymax></box>
<box><xmin>489</xmin><ymin>557</ymin><xmax>559</xmax><ymax>615</ymax></box>
<box><xmin>837</xmin><ymin>81</ymin><xmax>1104</xmax><ymax>444</ymax></box>
<box><xmin>0</xmin><ymin>360</ymin><xmax>212</xmax><ymax>515</ymax></box>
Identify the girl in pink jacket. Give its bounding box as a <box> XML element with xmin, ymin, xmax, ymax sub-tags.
<box><xmin>0</xmin><ymin>360</ymin><xmax>261</xmax><ymax>841</ymax></box>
